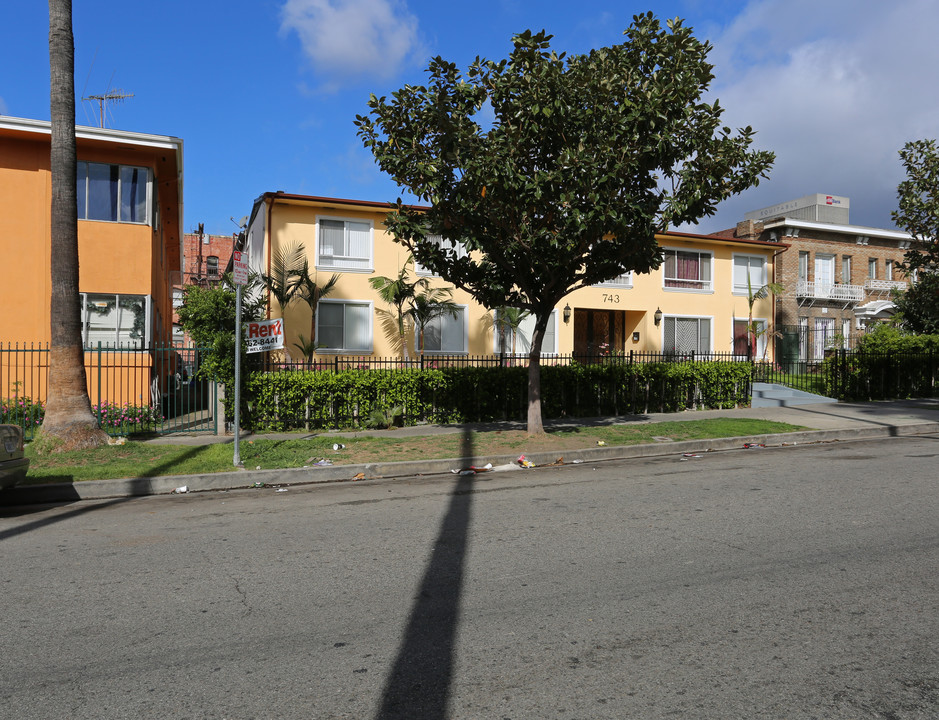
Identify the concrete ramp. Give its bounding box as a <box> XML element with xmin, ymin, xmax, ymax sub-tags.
<box><xmin>751</xmin><ymin>382</ymin><xmax>837</xmax><ymax>408</ymax></box>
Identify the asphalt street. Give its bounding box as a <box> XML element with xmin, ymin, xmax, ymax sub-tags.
<box><xmin>1</xmin><ymin>433</ymin><xmax>937</xmax><ymax>719</ymax></box>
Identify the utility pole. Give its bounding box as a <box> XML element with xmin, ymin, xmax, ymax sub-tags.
<box><xmin>82</xmin><ymin>89</ymin><xmax>133</xmax><ymax>128</ymax></box>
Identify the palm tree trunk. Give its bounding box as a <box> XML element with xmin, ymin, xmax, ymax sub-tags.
<box><xmin>44</xmin><ymin>0</ymin><xmax>107</xmax><ymax>449</ymax></box>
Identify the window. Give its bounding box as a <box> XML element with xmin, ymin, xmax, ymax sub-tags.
<box><xmin>422</xmin><ymin>306</ymin><xmax>468</xmax><ymax>353</ymax></box>
<box><xmin>799</xmin><ymin>251</ymin><xmax>809</xmax><ymax>281</ymax></box>
<box><xmin>841</xmin><ymin>255</ymin><xmax>852</xmax><ymax>284</ymax></box>
<box><xmin>493</xmin><ymin>310</ymin><xmax>558</xmax><ymax>355</ymax></box>
<box><xmin>596</xmin><ymin>271</ymin><xmax>633</xmax><ymax>288</ymax></box>
<box><xmin>317</xmin><ymin>218</ymin><xmax>372</xmax><ymax>271</ymax></box>
<box><xmin>733</xmin><ymin>319</ymin><xmax>766</xmax><ymax>358</ymax></box>
<box><xmin>663</xmin><ymin>249</ymin><xmax>712</xmax><ymax>291</ymax></box>
<box><xmin>316</xmin><ymin>300</ymin><xmax>372</xmax><ymax>353</ymax></box>
<box><xmin>868</xmin><ymin>258</ymin><xmax>877</xmax><ymax>279</ymax></box>
<box><xmin>206</xmin><ymin>256</ymin><xmax>219</xmax><ymax>277</ymax></box>
<box><xmin>415</xmin><ymin>235</ymin><xmax>468</xmax><ymax>276</ymax></box>
<box><xmin>663</xmin><ymin>316</ymin><xmax>711</xmax><ymax>355</ymax></box>
<box><xmin>76</xmin><ymin>161</ymin><xmax>150</xmax><ymax>223</ymax></box>
<box><xmin>885</xmin><ymin>259</ymin><xmax>894</xmax><ymax>281</ymax></box>
<box><xmin>733</xmin><ymin>254</ymin><xmax>766</xmax><ymax>294</ymax></box>
<box><xmin>798</xmin><ymin>316</ymin><xmax>809</xmax><ymax>360</ymax></box>
<box><xmin>81</xmin><ymin>293</ymin><xmax>150</xmax><ymax>348</ymax></box>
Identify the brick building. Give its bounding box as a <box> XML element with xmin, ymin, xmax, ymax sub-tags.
<box><xmin>171</xmin><ymin>228</ymin><xmax>235</xmax><ymax>344</ymax></box>
<box><xmin>715</xmin><ymin>194</ymin><xmax>913</xmax><ymax>362</ymax></box>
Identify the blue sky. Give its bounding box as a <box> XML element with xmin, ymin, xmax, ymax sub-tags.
<box><xmin>3</xmin><ymin>0</ymin><xmax>937</xmax><ymax>236</ymax></box>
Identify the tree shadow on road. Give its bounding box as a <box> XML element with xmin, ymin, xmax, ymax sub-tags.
<box><xmin>375</xmin><ymin>427</ymin><xmax>477</xmax><ymax>719</ymax></box>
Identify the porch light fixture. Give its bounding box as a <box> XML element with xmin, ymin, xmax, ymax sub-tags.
<box><xmin>563</xmin><ymin>304</ymin><xmax>571</xmax><ymax>323</ymax></box>
<box><xmin>653</xmin><ymin>307</ymin><xmax>662</xmax><ymax>326</ymax></box>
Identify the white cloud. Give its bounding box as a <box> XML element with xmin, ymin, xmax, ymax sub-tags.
<box><xmin>693</xmin><ymin>0</ymin><xmax>939</xmax><ymax>232</ymax></box>
<box><xmin>280</xmin><ymin>0</ymin><xmax>423</xmax><ymax>88</ymax></box>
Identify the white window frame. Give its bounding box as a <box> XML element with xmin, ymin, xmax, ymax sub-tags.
<box><xmin>662</xmin><ymin>315</ymin><xmax>712</xmax><ymax>355</ymax></box>
<box><xmin>841</xmin><ymin>255</ymin><xmax>852</xmax><ymax>284</ymax></box>
<box><xmin>493</xmin><ymin>309</ymin><xmax>558</xmax><ymax>355</ymax></box>
<box><xmin>732</xmin><ymin>254</ymin><xmax>767</xmax><ymax>295</ymax></box>
<box><xmin>733</xmin><ymin>317</ymin><xmax>767</xmax><ymax>359</ymax></box>
<box><xmin>422</xmin><ymin>305</ymin><xmax>469</xmax><ymax>354</ymax></box>
<box><xmin>315</xmin><ymin>215</ymin><xmax>374</xmax><ymax>272</ymax></box>
<box><xmin>415</xmin><ymin>235</ymin><xmax>468</xmax><ymax>277</ymax></box>
<box><xmin>662</xmin><ymin>248</ymin><xmax>713</xmax><ymax>293</ymax></box>
<box><xmin>798</xmin><ymin>251</ymin><xmax>809</xmax><ymax>281</ymax></box>
<box><xmin>80</xmin><ymin>292</ymin><xmax>152</xmax><ymax>349</ymax></box>
<box><xmin>868</xmin><ymin>257</ymin><xmax>877</xmax><ymax>280</ymax></box>
<box><xmin>315</xmin><ymin>299</ymin><xmax>374</xmax><ymax>354</ymax></box>
<box><xmin>595</xmin><ymin>271</ymin><xmax>633</xmax><ymax>288</ymax></box>
<box><xmin>885</xmin><ymin>259</ymin><xmax>894</xmax><ymax>281</ymax></box>
<box><xmin>76</xmin><ymin>161</ymin><xmax>152</xmax><ymax>225</ymax></box>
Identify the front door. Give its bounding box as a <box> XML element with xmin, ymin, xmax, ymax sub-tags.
<box><xmin>573</xmin><ymin>309</ymin><xmax>625</xmax><ymax>357</ymax></box>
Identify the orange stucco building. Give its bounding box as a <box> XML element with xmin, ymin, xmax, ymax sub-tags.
<box><xmin>0</xmin><ymin>116</ymin><xmax>184</xmax><ymax>411</ymax></box>
<box><xmin>0</xmin><ymin>116</ymin><xmax>183</xmax><ymax>348</ymax></box>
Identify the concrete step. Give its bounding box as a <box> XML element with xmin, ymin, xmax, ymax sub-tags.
<box><xmin>751</xmin><ymin>382</ymin><xmax>837</xmax><ymax>408</ymax></box>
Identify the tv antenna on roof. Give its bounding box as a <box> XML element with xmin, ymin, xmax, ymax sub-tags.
<box><xmin>82</xmin><ymin>89</ymin><xmax>134</xmax><ymax>128</ymax></box>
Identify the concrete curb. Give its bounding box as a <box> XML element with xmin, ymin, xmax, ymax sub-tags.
<box><xmin>5</xmin><ymin>421</ymin><xmax>939</xmax><ymax>506</ymax></box>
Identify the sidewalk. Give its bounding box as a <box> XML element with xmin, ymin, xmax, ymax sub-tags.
<box><xmin>6</xmin><ymin>399</ymin><xmax>939</xmax><ymax>505</ymax></box>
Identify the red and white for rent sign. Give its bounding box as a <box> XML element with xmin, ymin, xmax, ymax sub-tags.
<box><xmin>245</xmin><ymin>318</ymin><xmax>284</xmax><ymax>354</ymax></box>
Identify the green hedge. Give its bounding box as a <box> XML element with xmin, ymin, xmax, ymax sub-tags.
<box><xmin>242</xmin><ymin>360</ymin><xmax>753</xmax><ymax>431</ymax></box>
<box><xmin>823</xmin><ymin>326</ymin><xmax>939</xmax><ymax>400</ymax></box>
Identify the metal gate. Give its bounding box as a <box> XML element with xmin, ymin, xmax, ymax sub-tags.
<box><xmin>1</xmin><ymin>342</ymin><xmax>217</xmax><ymax>439</ymax></box>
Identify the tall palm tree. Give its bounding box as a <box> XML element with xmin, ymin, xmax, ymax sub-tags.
<box><xmin>369</xmin><ymin>257</ymin><xmax>430</xmax><ymax>359</ymax></box>
<box><xmin>42</xmin><ymin>0</ymin><xmax>107</xmax><ymax>449</ymax></box>
<box><xmin>408</xmin><ymin>288</ymin><xmax>461</xmax><ymax>356</ymax></box>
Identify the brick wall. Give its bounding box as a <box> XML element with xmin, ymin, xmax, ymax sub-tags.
<box><xmin>183</xmin><ymin>232</ymin><xmax>235</xmax><ymax>279</ymax></box>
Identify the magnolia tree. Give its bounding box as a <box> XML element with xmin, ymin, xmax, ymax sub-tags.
<box><xmin>892</xmin><ymin>139</ymin><xmax>939</xmax><ymax>334</ymax></box>
<box><xmin>356</xmin><ymin>13</ymin><xmax>774</xmax><ymax>434</ymax></box>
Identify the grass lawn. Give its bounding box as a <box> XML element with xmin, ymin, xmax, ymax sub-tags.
<box><xmin>21</xmin><ymin>418</ymin><xmax>805</xmax><ymax>485</ymax></box>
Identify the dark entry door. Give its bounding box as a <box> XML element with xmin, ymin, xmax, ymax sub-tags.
<box><xmin>573</xmin><ymin>309</ymin><xmax>625</xmax><ymax>357</ymax></box>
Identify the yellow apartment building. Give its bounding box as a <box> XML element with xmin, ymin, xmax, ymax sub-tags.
<box><xmin>242</xmin><ymin>192</ymin><xmax>781</xmax><ymax>362</ymax></box>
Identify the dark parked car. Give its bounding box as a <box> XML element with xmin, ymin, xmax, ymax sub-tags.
<box><xmin>0</xmin><ymin>424</ymin><xmax>29</xmax><ymax>490</ymax></box>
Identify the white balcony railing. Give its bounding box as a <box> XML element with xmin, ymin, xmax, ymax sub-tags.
<box><xmin>865</xmin><ymin>279</ymin><xmax>908</xmax><ymax>292</ymax></box>
<box><xmin>796</xmin><ymin>280</ymin><xmax>865</xmax><ymax>302</ymax></box>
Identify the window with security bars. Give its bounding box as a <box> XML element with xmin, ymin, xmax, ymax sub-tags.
<box><xmin>663</xmin><ymin>249</ymin><xmax>712</xmax><ymax>291</ymax></box>
<box><xmin>663</xmin><ymin>316</ymin><xmax>711</xmax><ymax>354</ymax></box>
<box><xmin>415</xmin><ymin>235</ymin><xmax>468</xmax><ymax>276</ymax></box>
<box><xmin>317</xmin><ymin>218</ymin><xmax>372</xmax><ymax>270</ymax></box>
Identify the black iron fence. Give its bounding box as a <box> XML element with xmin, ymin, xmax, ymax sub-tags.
<box><xmin>245</xmin><ymin>351</ymin><xmax>754</xmax><ymax>431</ymax></box>
<box><xmin>0</xmin><ymin>342</ymin><xmax>216</xmax><ymax>439</ymax></box>
<box><xmin>825</xmin><ymin>349</ymin><xmax>939</xmax><ymax>401</ymax></box>
<box><xmin>263</xmin><ymin>350</ymin><xmax>746</xmax><ymax>373</ymax></box>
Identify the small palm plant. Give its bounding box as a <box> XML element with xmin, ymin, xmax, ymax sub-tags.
<box><xmin>369</xmin><ymin>257</ymin><xmax>430</xmax><ymax>359</ymax></box>
<box><xmin>408</xmin><ymin>288</ymin><xmax>461</xmax><ymax>356</ymax></box>
<box><xmin>296</xmin><ymin>265</ymin><xmax>340</xmax><ymax>350</ymax></box>
<box><xmin>745</xmin><ymin>274</ymin><xmax>784</xmax><ymax>360</ymax></box>
<box><xmin>261</xmin><ymin>241</ymin><xmax>307</xmax><ymax>313</ymax></box>
<box><xmin>493</xmin><ymin>306</ymin><xmax>530</xmax><ymax>356</ymax></box>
